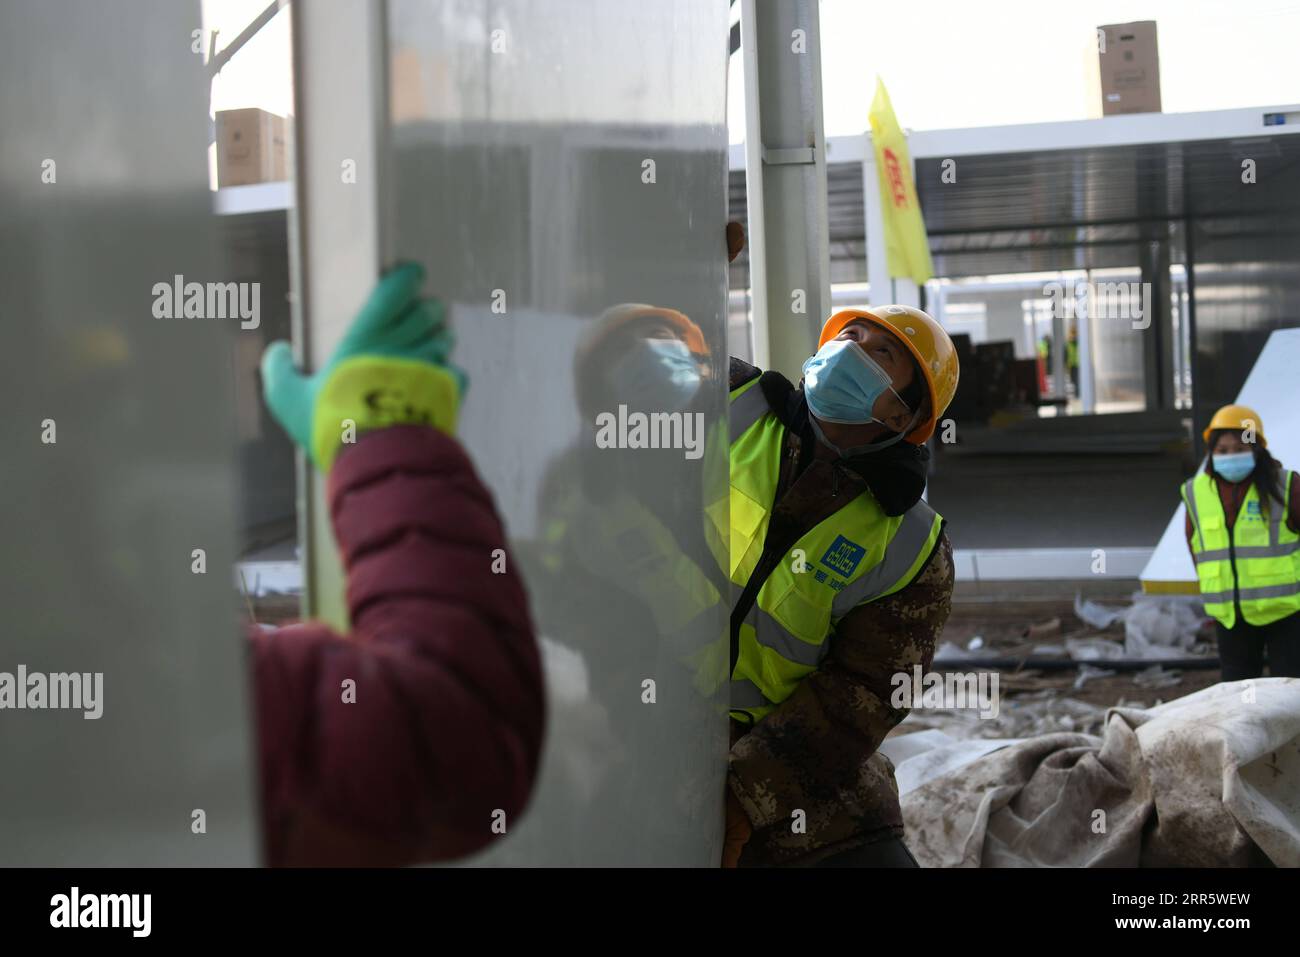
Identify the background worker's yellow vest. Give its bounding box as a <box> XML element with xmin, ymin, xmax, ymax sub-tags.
<box><xmin>728</xmin><ymin>378</ymin><xmax>943</xmax><ymax>723</ymax></box>
<box><xmin>1182</xmin><ymin>471</ymin><xmax>1300</xmax><ymax>628</ymax></box>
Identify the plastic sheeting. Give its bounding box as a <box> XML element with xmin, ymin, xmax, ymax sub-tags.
<box><xmin>1073</xmin><ymin>593</ymin><xmax>1213</xmax><ymax>659</ymax></box>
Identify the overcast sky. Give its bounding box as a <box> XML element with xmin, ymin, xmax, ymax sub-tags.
<box><xmin>203</xmin><ymin>0</ymin><xmax>1300</xmax><ymax>137</ymax></box>
<box><xmin>740</xmin><ymin>0</ymin><xmax>1300</xmax><ymax>139</ymax></box>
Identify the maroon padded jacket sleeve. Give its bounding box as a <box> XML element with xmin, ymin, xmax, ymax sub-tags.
<box><xmin>248</xmin><ymin>425</ymin><xmax>545</xmax><ymax>867</ymax></box>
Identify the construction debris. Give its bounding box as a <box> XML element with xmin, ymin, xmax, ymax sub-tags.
<box><xmin>933</xmin><ymin>637</ymin><xmax>988</xmax><ymax>660</ymax></box>
<box><xmin>1065</xmin><ymin>635</ymin><xmax>1125</xmax><ymax>661</ymax></box>
<box><xmin>1132</xmin><ymin>664</ymin><xmax>1183</xmax><ymax>690</ymax></box>
<box><xmin>1073</xmin><ymin>592</ymin><xmax>1214</xmax><ymax>659</ymax></box>
<box><xmin>1023</xmin><ymin>617</ymin><xmax>1061</xmax><ymax>641</ymax></box>
<box><xmin>900</xmin><ymin>691</ymin><xmax>1108</xmax><ymax>739</ymax></box>
<box><xmin>1072</xmin><ymin>664</ymin><xmax>1116</xmax><ymax>690</ymax></box>
<box><xmin>1073</xmin><ymin>595</ymin><xmax>1126</xmax><ymax>630</ymax></box>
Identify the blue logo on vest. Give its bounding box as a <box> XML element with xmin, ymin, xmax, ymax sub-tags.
<box><xmin>1246</xmin><ymin>500</ymin><xmax>1261</xmax><ymax>518</ymax></box>
<box><xmin>819</xmin><ymin>535</ymin><xmax>866</xmax><ymax>579</ymax></box>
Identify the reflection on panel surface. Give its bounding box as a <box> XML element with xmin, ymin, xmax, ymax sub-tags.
<box><xmin>389</xmin><ymin>0</ymin><xmax>730</xmax><ymax>864</ymax></box>
<box><xmin>0</xmin><ymin>2</ymin><xmax>256</xmax><ymax>863</ymax></box>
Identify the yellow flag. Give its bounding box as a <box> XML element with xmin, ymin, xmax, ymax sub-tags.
<box><xmin>868</xmin><ymin>78</ymin><xmax>934</xmax><ymax>284</ymax></box>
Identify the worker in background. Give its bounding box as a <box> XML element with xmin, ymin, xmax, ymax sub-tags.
<box><xmin>723</xmin><ymin>303</ymin><xmax>959</xmax><ymax>867</ymax></box>
<box><xmin>1183</xmin><ymin>404</ymin><xmax>1300</xmax><ymax>680</ymax></box>
<box><xmin>252</xmin><ymin>263</ymin><xmax>545</xmax><ymax>865</ymax></box>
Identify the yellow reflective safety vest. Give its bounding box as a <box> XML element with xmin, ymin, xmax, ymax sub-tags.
<box><xmin>727</xmin><ymin>376</ymin><xmax>944</xmax><ymax>723</ymax></box>
<box><xmin>538</xmin><ymin>425</ymin><xmax>733</xmax><ymax>701</ymax></box>
<box><xmin>1182</xmin><ymin>471</ymin><xmax>1300</xmax><ymax>628</ymax></box>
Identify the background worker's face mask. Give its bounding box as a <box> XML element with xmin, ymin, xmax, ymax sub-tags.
<box><xmin>1212</xmin><ymin>451</ymin><xmax>1255</xmax><ymax>483</ymax></box>
<box><xmin>802</xmin><ymin>339</ymin><xmax>918</xmax><ymax>455</ymax></box>
<box><xmin>612</xmin><ymin>336</ymin><xmax>701</xmax><ymax>411</ymax></box>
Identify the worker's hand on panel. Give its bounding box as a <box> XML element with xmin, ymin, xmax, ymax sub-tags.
<box><xmin>726</xmin><ymin>220</ymin><xmax>745</xmax><ymax>264</ymax></box>
<box><xmin>260</xmin><ymin>262</ymin><xmax>468</xmax><ymax>470</ymax></box>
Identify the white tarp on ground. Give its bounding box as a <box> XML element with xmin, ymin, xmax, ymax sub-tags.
<box><xmin>895</xmin><ymin>679</ymin><xmax>1300</xmax><ymax>867</ymax></box>
<box><xmin>880</xmin><ymin>729</ymin><xmax>1024</xmax><ymax>795</ymax></box>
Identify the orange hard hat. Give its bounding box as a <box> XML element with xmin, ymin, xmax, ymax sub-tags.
<box><xmin>1203</xmin><ymin>404</ymin><xmax>1266</xmax><ymax>448</ymax></box>
<box><xmin>818</xmin><ymin>306</ymin><xmax>959</xmax><ymax>444</ymax></box>
<box><xmin>580</xmin><ymin>303</ymin><xmax>707</xmax><ymax>358</ymax></box>
<box><xmin>573</xmin><ymin>303</ymin><xmax>708</xmax><ymax>419</ymax></box>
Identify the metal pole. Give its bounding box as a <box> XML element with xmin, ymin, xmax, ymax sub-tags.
<box><xmin>1051</xmin><ymin>302</ymin><xmax>1066</xmax><ymax>402</ymax></box>
<box><xmin>289</xmin><ymin>0</ymin><xmax>391</xmax><ymax>628</ymax></box>
<box><xmin>739</xmin><ymin>0</ymin><xmax>829</xmax><ymax>378</ymax></box>
<box><xmin>739</xmin><ymin>0</ymin><xmax>770</xmax><ymax>371</ymax></box>
<box><xmin>1080</xmin><ymin>268</ymin><xmax>1095</xmax><ymax>412</ymax></box>
<box><xmin>208</xmin><ymin>0</ymin><xmax>290</xmax><ymax>79</ymax></box>
<box><xmin>1184</xmin><ymin>215</ymin><xmax>1201</xmax><ymax>462</ymax></box>
<box><xmin>862</xmin><ymin>134</ymin><xmax>888</xmax><ymax>306</ymax></box>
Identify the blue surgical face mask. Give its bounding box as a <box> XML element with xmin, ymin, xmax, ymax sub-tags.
<box><xmin>1212</xmin><ymin>451</ymin><xmax>1255</xmax><ymax>483</ymax></box>
<box><xmin>612</xmin><ymin>337</ymin><xmax>700</xmax><ymax>411</ymax></box>
<box><xmin>803</xmin><ymin>339</ymin><xmax>910</xmax><ymax>425</ymax></box>
<box><xmin>802</xmin><ymin>339</ymin><xmax>917</xmax><ymax>456</ymax></box>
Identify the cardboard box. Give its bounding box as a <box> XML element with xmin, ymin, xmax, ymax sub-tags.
<box><xmin>1096</xmin><ymin>21</ymin><xmax>1161</xmax><ymax>116</ymax></box>
<box><xmin>390</xmin><ymin>48</ymin><xmax>428</xmax><ymax>123</ymax></box>
<box><xmin>216</xmin><ymin>108</ymin><xmax>288</xmax><ymax>187</ymax></box>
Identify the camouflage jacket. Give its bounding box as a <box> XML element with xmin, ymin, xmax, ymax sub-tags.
<box><xmin>727</xmin><ymin>359</ymin><xmax>955</xmax><ymax>867</ymax></box>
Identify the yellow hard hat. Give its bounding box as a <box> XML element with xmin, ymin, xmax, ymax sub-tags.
<box><xmin>1203</xmin><ymin>404</ymin><xmax>1266</xmax><ymax>448</ymax></box>
<box><xmin>818</xmin><ymin>306</ymin><xmax>960</xmax><ymax>444</ymax></box>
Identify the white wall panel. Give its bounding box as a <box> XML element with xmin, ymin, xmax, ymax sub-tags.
<box><xmin>0</xmin><ymin>1</ymin><xmax>257</xmax><ymax>864</ymax></box>
<box><xmin>387</xmin><ymin>0</ymin><xmax>732</xmax><ymax>865</ymax></box>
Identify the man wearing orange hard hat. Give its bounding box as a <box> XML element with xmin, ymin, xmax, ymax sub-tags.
<box><xmin>722</xmin><ymin>300</ymin><xmax>960</xmax><ymax>868</ymax></box>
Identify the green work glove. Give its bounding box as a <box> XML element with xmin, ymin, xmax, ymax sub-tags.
<box><xmin>261</xmin><ymin>262</ymin><xmax>468</xmax><ymax>471</ymax></box>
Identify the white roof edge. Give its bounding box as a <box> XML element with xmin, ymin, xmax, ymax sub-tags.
<box><xmin>907</xmin><ymin>104</ymin><xmax>1300</xmax><ymax>158</ymax></box>
<box><xmin>213</xmin><ymin>180</ymin><xmax>293</xmax><ymax>215</ymax></box>
<box><xmin>730</xmin><ymin>105</ymin><xmax>1300</xmax><ymax>170</ymax></box>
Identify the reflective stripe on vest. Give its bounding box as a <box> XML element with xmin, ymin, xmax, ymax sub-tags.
<box><xmin>731</xmin><ymin>678</ymin><xmax>768</xmax><ymax>711</ymax></box>
<box><xmin>730</xmin><ymin>377</ymin><xmax>769</xmax><ymax>444</ymax></box>
<box><xmin>727</xmin><ymin>378</ymin><xmax>943</xmax><ymax>723</ymax></box>
<box><xmin>1195</xmin><ymin>581</ymin><xmax>1300</xmax><ymax>606</ymax></box>
<box><xmin>830</xmin><ymin>499</ymin><xmax>939</xmax><ymax>619</ymax></box>
<box><xmin>1183</xmin><ymin>471</ymin><xmax>1300</xmax><ymax>628</ymax></box>
<box><xmin>742</xmin><ymin>601</ymin><xmax>825</xmax><ymax>667</ymax></box>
